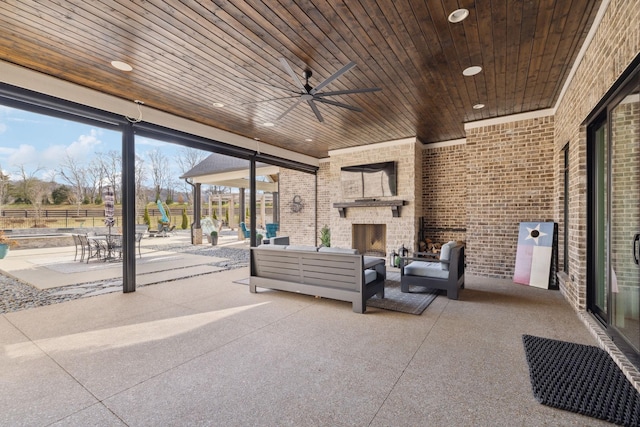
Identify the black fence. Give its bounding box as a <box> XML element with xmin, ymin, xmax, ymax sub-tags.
<box><xmin>0</xmin><ymin>208</ymin><xmax>193</xmax><ymax>229</ymax></box>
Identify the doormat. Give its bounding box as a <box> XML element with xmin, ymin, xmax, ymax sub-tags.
<box><xmin>366</xmin><ymin>272</ymin><xmax>438</xmax><ymax>315</ymax></box>
<box><xmin>522</xmin><ymin>334</ymin><xmax>640</xmax><ymax>426</ymax></box>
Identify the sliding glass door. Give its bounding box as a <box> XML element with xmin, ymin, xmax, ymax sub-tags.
<box><xmin>589</xmin><ymin>70</ymin><xmax>640</xmax><ymax>364</ymax></box>
<box><xmin>609</xmin><ymin>83</ymin><xmax>640</xmax><ymax>353</ymax></box>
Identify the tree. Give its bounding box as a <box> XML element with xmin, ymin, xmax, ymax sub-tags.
<box><xmin>0</xmin><ymin>165</ymin><xmax>9</xmax><ymax>216</ymax></box>
<box><xmin>14</xmin><ymin>165</ymin><xmax>51</xmax><ymax>226</ymax></box>
<box><xmin>135</xmin><ymin>154</ymin><xmax>148</xmax><ymax>223</ymax></box>
<box><xmin>95</xmin><ymin>150</ymin><xmax>121</xmax><ymax>203</ymax></box>
<box><xmin>176</xmin><ymin>147</ymin><xmax>207</xmax><ymax>206</ymax></box>
<box><xmin>148</xmin><ymin>149</ymin><xmax>169</xmax><ymax>202</ymax></box>
<box><xmin>51</xmin><ymin>185</ymin><xmax>71</xmax><ymax>205</ymax></box>
<box><xmin>59</xmin><ymin>153</ymin><xmax>89</xmax><ymax>213</ymax></box>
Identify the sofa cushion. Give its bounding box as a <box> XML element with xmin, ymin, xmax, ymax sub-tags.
<box><xmin>439</xmin><ymin>241</ymin><xmax>457</xmax><ymax>271</ymax></box>
<box><xmin>318</xmin><ymin>246</ymin><xmax>359</xmax><ymax>254</ymax></box>
<box><xmin>255</xmin><ymin>245</ymin><xmax>287</xmax><ymax>250</ymax></box>
<box><xmin>285</xmin><ymin>245</ymin><xmax>319</xmax><ymax>252</ymax></box>
<box><xmin>404</xmin><ymin>261</ymin><xmax>449</xmax><ymax>279</ymax></box>
<box><xmin>364</xmin><ymin>269</ymin><xmax>377</xmax><ymax>284</ymax></box>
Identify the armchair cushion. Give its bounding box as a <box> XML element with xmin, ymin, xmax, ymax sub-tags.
<box><xmin>364</xmin><ymin>269</ymin><xmax>377</xmax><ymax>285</ymax></box>
<box><xmin>404</xmin><ymin>261</ymin><xmax>449</xmax><ymax>279</ymax></box>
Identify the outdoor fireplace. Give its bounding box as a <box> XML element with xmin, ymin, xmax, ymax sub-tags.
<box><xmin>352</xmin><ymin>224</ymin><xmax>386</xmax><ymax>257</ymax></box>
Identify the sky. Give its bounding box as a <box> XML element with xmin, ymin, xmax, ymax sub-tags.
<box><xmin>0</xmin><ymin>104</ymin><xmax>187</xmax><ymax>184</ymax></box>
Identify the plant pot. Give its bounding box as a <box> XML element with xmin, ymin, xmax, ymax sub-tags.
<box><xmin>211</xmin><ymin>236</ymin><xmax>218</xmax><ymax>246</ymax></box>
<box><xmin>0</xmin><ymin>244</ymin><xmax>9</xmax><ymax>259</ymax></box>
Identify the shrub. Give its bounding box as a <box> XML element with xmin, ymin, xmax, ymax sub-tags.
<box><xmin>181</xmin><ymin>208</ymin><xmax>188</xmax><ymax>229</ymax></box>
<box><xmin>143</xmin><ymin>205</ymin><xmax>150</xmax><ymax>226</ymax></box>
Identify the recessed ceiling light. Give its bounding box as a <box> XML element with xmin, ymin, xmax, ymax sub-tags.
<box><xmin>463</xmin><ymin>66</ymin><xmax>482</xmax><ymax>76</ymax></box>
<box><xmin>110</xmin><ymin>60</ymin><xmax>133</xmax><ymax>71</ymax></box>
<box><xmin>448</xmin><ymin>9</ymin><xmax>469</xmax><ymax>23</ymax></box>
<box><xmin>254</xmin><ymin>137</ymin><xmax>260</xmax><ymax>141</ymax></box>
<box><xmin>473</xmin><ymin>103</ymin><xmax>485</xmax><ymax>109</ymax></box>
<box><xmin>212</xmin><ymin>102</ymin><xmax>225</xmax><ymax>108</ymax></box>
<box><xmin>305</xmin><ymin>138</ymin><xmax>313</xmax><ymax>142</ymax></box>
<box><xmin>263</xmin><ymin>122</ymin><xmax>274</xmax><ymax>127</ymax></box>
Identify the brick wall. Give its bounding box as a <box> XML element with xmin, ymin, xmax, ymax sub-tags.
<box><xmin>324</xmin><ymin>140</ymin><xmax>419</xmax><ymax>257</ymax></box>
<box><xmin>465</xmin><ymin>117</ymin><xmax>555</xmax><ymax>278</ymax></box>
<box><xmin>278</xmin><ymin>168</ymin><xmax>317</xmax><ymax>246</ymax></box>
<box><xmin>422</xmin><ymin>143</ymin><xmax>467</xmax><ymax>245</ymax></box>
<box><xmin>554</xmin><ymin>0</ymin><xmax>640</xmax><ymax>310</ymax></box>
<box><xmin>316</xmin><ymin>160</ymin><xmax>331</xmax><ymax>243</ymax></box>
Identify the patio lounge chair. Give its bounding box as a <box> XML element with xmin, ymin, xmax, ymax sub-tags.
<box><xmin>240</xmin><ymin>222</ymin><xmax>250</xmax><ymax>239</ymax></box>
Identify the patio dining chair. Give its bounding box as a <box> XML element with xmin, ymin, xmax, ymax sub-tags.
<box><xmin>77</xmin><ymin>234</ymin><xmax>97</xmax><ymax>263</ymax></box>
<box><xmin>135</xmin><ymin>232</ymin><xmax>143</xmax><ymax>258</ymax></box>
<box><xmin>107</xmin><ymin>235</ymin><xmax>123</xmax><ymax>260</ymax></box>
<box><xmin>72</xmin><ymin>234</ymin><xmax>84</xmax><ymax>261</ymax></box>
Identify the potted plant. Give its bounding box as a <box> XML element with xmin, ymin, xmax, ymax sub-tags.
<box><xmin>256</xmin><ymin>233</ymin><xmax>263</xmax><ymax>246</ymax></box>
<box><xmin>320</xmin><ymin>225</ymin><xmax>331</xmax><ymax>247</ymax></box>
<box><xmin>0</xmin><ymin>231</ymin><xmax>18</xmax><ymax>259</ymax></box>
<box><xmin>210</xmin><ymin>230</ymin><xmax>218</xmax><ymax>246</ymax></box>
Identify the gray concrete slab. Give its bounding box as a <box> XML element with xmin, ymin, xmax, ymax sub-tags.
<box><xmin>0</xmin><ymin>269</ymin><xmax>624</xmax><ymax>426</ymax></box>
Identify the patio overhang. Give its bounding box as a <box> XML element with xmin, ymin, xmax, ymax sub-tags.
<box><xmin>188</xmin><ymin>164</ymin><xmax>279</xmax><ymax>192</ymax></box>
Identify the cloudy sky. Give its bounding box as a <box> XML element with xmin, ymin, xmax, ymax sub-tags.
<box><xmin>0</xmin><ymin>105</ymin><xmax>183</xmax><ymax>183</ymax></box>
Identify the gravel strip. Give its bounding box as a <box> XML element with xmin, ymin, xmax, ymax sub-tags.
<box><xmin>0</xmin><ymin>246</ymin><xmax>249</xmax><ymax>314</ymax></box>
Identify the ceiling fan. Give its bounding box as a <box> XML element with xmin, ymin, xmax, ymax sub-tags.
<box><xmin>245</xmin><ymin>58</ymin><xmax>381</xmax><ymax>123</ymax></box>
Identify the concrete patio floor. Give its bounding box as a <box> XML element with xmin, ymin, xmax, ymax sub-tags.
<box><xmin>0</xmin><ymin>256</ymin><xmax>616</xmax><ymax>426</ymax></box>
<box><xmin>0</xmin><ymin>230</ymin><xmax>244</xmax><ymax>291</ymax></box>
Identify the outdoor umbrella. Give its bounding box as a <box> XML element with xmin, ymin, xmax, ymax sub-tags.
<box><xmin>103</xmin><ymin>186</ymin><xmax>115</xmax><ymax>234</ymax></box>
<box><xmin>157</xmin><ymin>200</ymin><xmax>170</xmax><ymax>224</ymax></box>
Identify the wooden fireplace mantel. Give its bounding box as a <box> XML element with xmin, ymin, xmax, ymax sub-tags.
<box><xmin>333</xmin><ymin>200</ymin><xmax>406</xmax><ymax>218</ymax></box>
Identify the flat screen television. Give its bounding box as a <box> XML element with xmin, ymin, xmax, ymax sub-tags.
<box><xmin>340</xmin><ymin>161</ymin><xmax>397</xmax><ymax>199</ymax></box>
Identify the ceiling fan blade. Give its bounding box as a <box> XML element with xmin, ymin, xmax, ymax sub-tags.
<box><xmin>279</xmin><ymin>57</ymin><xmax>306</xmax><ymax>92</ymax></box>
<box><xmin>316</xmin><ymin>87</ymin><xmax>382</xmax><ymax>97</ymax></box>
<box><xmin>307</xmin><ymin>100</ymin><xmax>324</xmax><ymax>122</ymax></box>
<box><xmin>310</xmin><ymin>61</ymin><xmax>356</xmax><ymax>94</ymax></box>
<box><xmin>238</xmin><ymin>78</ymin><xmax>299</xmax><ymax>94</ymax></box>
<box><xmin>241</xmin><ymin>95</ymin><xmax>299</xmax><ymax>105</ymax></box>
<box><xmin>276</xmin><ymin>98</ymin><xmax>304</xmax><ymax>121</ymax></box>
<box><xmin>315</xmin><ymin>98</ymin><xmax>363</xmax><ymax>112</ymax></box>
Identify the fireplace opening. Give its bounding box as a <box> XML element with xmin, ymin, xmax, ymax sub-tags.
<box><xmin>352</xmin><ymin>224</ymin><xmax>386</xmax><ymax>257</ymax></box>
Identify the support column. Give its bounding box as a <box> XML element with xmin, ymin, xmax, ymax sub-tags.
<box><xmin>239</xmin><ymin>188</ymin><xmax>246</xmax><ymax>224</ymax></box>
<box><xmin>273</xmin><ymin>191</ymin><xmax>279</xmax><ymax>224</ymax></box>
<box><xmin>192</xmin><ymin>182</ymin><xmax>202</xmax><ymax>245</ymax></box>
<box><xmin>250</xmin><ymin>158</ymin><xmax>257</xmax><ymax>246</ymax></box>
<box><xmin>229</xmin><ymin>193</ymin><xmax>237</xmax><ymax>230</ymax></box>
<box><xmin>260</xmin><ymin>193</ymin><xmax>266</xmax><ymax>228</ymax></box>
<box><xmin>122</xmin><ymin>123</ymin><xmax>136</xmax><ymax>293</ymax></box>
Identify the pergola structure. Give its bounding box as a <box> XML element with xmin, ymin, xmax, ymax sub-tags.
<box><xmin>181</xmin><ymin>153</ymin><xmax>280</xmax><ymax>243</ymax></box>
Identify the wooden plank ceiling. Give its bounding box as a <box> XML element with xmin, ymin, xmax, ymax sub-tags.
<box><xmin>0</xmin><ymin>0</ymin><xmax>601</xmax><ymax>159</ymax></box>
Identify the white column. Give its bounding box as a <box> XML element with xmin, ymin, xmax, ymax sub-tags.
<box><xmin>260</xmin><ymin>193</ymin><xmax>266</xmax><ymax>228</ymax></box>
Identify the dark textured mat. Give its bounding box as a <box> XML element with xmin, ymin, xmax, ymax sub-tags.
<box><xmin>366</xmin><ymin>272</ymin><xmax>438</xmax><ymax>315</ymax></box>
<box><xmin>522</xmin><ymin>334</ymin><xmax>640</xmax><ymax>426</ymax></box>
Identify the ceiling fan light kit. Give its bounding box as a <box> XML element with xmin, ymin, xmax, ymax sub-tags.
<box><xmin>249</xmin><ymin>58</ymin><xmax>381</xmax><ymax>123</ymax></box>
